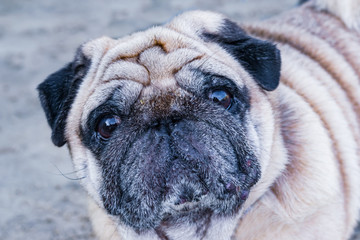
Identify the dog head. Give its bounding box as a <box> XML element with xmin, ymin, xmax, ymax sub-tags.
<box><xmin>38</xmin><ymin>11</ymin><xmax>281</xmax><ymax>233</ymax></box>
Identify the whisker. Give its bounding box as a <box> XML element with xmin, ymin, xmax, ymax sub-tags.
<box><xmin>51</xmin><ymin>163</ymin><xmax>87</xmax><ymax>181</ymax></box>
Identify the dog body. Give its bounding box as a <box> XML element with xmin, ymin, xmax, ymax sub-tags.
<box><xmin>38</xmin><ymin>1</ymin><xmax>360</xmax><ymax>239</ymax></box>
<box><xmin>235</xmin><ymin>4</ymin><xmax>360</xmax><ymax>240</ymax></box>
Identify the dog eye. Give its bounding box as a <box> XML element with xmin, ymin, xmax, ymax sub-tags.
<box><xmin>209</xmin><ymin>89</ymin><xmax>232</xmax><ymax>110</ymax></box>
<box><xmin>96</xmin><ymin>115</ymin><xmax>121</xmax><ymax>140</ymax></box>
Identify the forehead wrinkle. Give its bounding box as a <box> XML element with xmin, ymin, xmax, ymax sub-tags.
<box><xmin>75</xmin><ymin>24</ymin><xmax>245</xmax><ymax>129</ymax></box>
<box><xmin>100</xmin><ymin>49</ymin><xmax>204</xmax><ymax>93</ymax></box>
<box><xmin>79</xmin><ymin>22</ymin><xmax>229</xmax><ymax>107</ymax></box>
<box><xmin>95</xmin><ymin>35</ymin><xmax>155</xmax><ymax>87</ymax></box>
<box><xmin>95</xmin><ymin>26</ymin><xmax>216</xmax><ymax>84</ymax></box>
<box><xmin>103</xmin><ymin>60</ymin><xmax>150</xmax><ymax>85</ymax></box>
<box><xmin>139</xmin><ymin>46</ymin><xmax>204</xmax><ymax>88</ymax></box>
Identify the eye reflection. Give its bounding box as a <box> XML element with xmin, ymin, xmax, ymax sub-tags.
<box><xmin>209</xmin><ymin>89</ymin><xmax>232</xmax><ymax>110</ymax></box>
<box><xmin>96</xmin><ymin>115</ymin><xmax>121</xmax><ymax>139</ymax></box>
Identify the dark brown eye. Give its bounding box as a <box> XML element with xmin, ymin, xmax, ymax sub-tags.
<box><xmin>209</xmin><ymin>89</ymin><xmax>232</xmax><ymax>109</ymax></box>
<box><xmin>96</xmin><ymin>115</ymin><xmax>121</xmax><ymax>139</ymax></box>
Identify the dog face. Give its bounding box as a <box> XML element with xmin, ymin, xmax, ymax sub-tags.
<box><xmin>38</xmin><ymin>11</ymin><xmax>281</xmax><ymax>233</ymax></box>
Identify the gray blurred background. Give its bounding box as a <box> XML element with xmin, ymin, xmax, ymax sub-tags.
<box><xmin>1</xmin><ymin>0</ymin><xmax>359</xmax><ymax>239</ymax></box>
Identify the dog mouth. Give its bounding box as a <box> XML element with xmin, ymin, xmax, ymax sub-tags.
<box><xmin>159</xmin><ymin>181</ymin><xmax>251</xmax><ymax>228</ymax></box>
<box><xmin>101</xmin><ymin>147</ymin><xmax>258</xmax><ymax>232</ymax></box>
<box><xmin>108</xmin><ymin>169</ymin><xmax>254</xmax><ymax>233</ymax></box>
<box><xmin>98</xmin><ymin>116</ymin><xmax>260</xmax><ymax>232</ymax></box>
<box><xmin>161</xmin><ymin>158</ymin><xmax>252</xmax><ymax>214</ymax></box>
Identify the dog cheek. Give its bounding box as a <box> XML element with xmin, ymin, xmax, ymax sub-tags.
<box><xmin>100</xmin><ymin>129</ymin><xmax>173</xmax><ymax>230</ymax></box>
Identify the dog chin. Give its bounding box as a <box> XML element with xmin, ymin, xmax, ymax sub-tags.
<box><xmin>107</xmin><ymin>173</ymin><xmax>254</xmax><ymax>232</ymax></box>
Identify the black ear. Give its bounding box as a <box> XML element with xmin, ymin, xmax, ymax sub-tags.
<box><xmin>37</xmin><ymin>48</ymin><xmax>90</xmax><ymax>147</ymax></box>
<box><xmin>203</xmin><ymin>19</ymin><xmax>281</xmax><ymax>91</ymax></box>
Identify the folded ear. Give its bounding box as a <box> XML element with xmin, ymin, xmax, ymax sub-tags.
<box><xmin>37</xmin><ymin>47</ymin><xmax>90</xmax><ymax>147</ymax></box>
<box><xmin>203</xmin><ymin>19</ymin><xmax>281</xmax><ymax>91</ymax></box>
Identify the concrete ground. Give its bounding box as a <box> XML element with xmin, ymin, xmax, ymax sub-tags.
<box><xmin>1</xmin><ymin>0</ymin><xmax>359</xmax><ymax>239</ymax></box>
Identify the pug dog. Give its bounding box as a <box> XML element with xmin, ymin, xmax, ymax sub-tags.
<box><xmin>38</xmin><ymin>0</ymin><xmax>360</xmax><ymax>239</ymax></box>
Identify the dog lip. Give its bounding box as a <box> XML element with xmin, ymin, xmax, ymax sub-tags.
<box><xmin>163</xmin><ymin>194</ymin><xmax>206</xmax><ymax>212</ymax></box>
<box><xmin>173</xmin><ymin>201</ymin><xmax>199</xmax><ymax>210</ymax></box>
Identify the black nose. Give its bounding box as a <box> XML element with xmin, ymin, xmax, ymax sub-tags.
<box><xmin>150</xmin><ymin>117</ymin><xmax>182</xmax><ymax>136</ymax></box>
<box><xmin>150</xmin><ymin>116</ymin><xmax>182</xmax><ymax>127</ymax></box>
